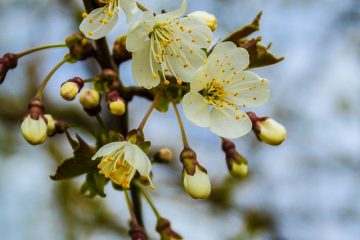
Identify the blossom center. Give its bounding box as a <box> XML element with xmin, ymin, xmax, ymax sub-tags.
<box><xmin>202</xmin><ymin>79</ymin><xmax>229</xmax><ymax>107</ymax></box>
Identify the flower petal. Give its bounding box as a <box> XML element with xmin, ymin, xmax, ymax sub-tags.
<box><xmin>126</xmin><ymin>11</ymin><xmax>155</xmax><ymax>52</ymax></box>
<box><xmin>155</xmin><ymin>0</ymin><xmax>187</xmax><ymax>22</ymax></box>
<box><xmin>124</xmin><ymin>143</ymin><xmax>152</xmax><ymax>176</ymax></box>
<box><xmin>92</xmin><ymin>142</ymin><xmax>125</xmax><ymax>160</ymax></box>
<box><xmin>224</xmin><ymin>71</ymin><xmax>270</xmax><ymax>107</ymax></box>
<box><xmin>132</xmin><ymin>41</ymin><xmax>161</xmax><ymax>89</ymax></box>
<box><xmin>209</xmin><ymin>107</ymin><xmax>252</xmax><ymax>139</ymax></box>
<box><xmin>190</xmin><ymin>65</ymin><xmax>212</xmax><ymax>92</ymax></box>
<box><xmin>80</xmin><ymin>5</ymin><xmax>119</xmax><ymax>40</ymax></box>
<box><xmin>21</xmin><ymin>116</ymin><xmax>47</xmax><ymax>145</ymax></box>
<box><xmin>119</xmin><ymin>0</ymin><xmax>138</xmax><ymax>22</ymax></box>
<box><xmin>182</xmin><ymin>92</ymin><xmax>211</xmax><ymax>127</ymax></box>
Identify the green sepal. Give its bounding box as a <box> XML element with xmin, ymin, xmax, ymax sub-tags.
<box><xmin>80</xmin><ymin>171</ymin><xmax>107</xmax><ymax>198</ymax></box>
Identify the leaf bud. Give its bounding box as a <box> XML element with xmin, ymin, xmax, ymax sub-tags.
<box><xmin>188</xmin><ymin>11</ymin><xmax>217</xmax><ymax>32</ymax></box>
<box><xmin>248</xmin><ymin>112</ymin><xmax>287</xmax><ymax>146</ymax></box>
<box><xmin>65</xmin><ymin>33</ymin><xmax>95</xmax><ymax>60</ymax></box>
<box><xmin>154</xmin><ymin>148</ymin><xmax>174</xmax><ymax>163</ymax></box>
<box><xmin>0</xmin><ymin>53</ymin><xmax>18</xmax><ymax>84</ymax></box>
<box><xmin>128</xmin><ymin>222</ymin><xmax>148</xmax><ymax>240</ymax></box>
<box><xmin>106</xmin><ymin>90</ymin><xmax>126</xmax><ymax>116</ymax></box>
<box><xmin>60</xmin><ymin>77</ymin><xmax>84</xmax><ymax>101</ymax></box>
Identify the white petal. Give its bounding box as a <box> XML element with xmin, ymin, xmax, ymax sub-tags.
<box><xmin>224</xmin><ymin>71</ymin><xmax>270</xmax><ymax>107</ymax></box>
<box><xmin>170</xmin><ymin>16</ymin><xmax>213</xmax><ymax>49</ymax></box>
<box><xmin>92</xmin><ymin>142</ymin><xmax>125</xmax><ymax>160</ymax></box>
<box><xmin>209</xmin><ymin>107</ymin><xmax>252</xmax><ymax>139</ymax></box>
<box><xmin>190</xmin><ymin>65</ymin><xmax>212</xmax><ymax>92</ymax></box>
<box><xmin>208</xmin><ymin>42</ymin><xmax>249</xmax><ymax>76</ymax></box>
<box><xmin>126</xmin><ymin>11</ymin><xmax>155</xmax><ymax>52</ymax></box>
<box><xmin>21</xmin><ymin>116</ymin><xmax>47</xmax><ymax>145</ymax></box>
<box><xmin>80</xmin><ymin>6</ymin><xmax>119</xmax><ymax>40</ymax></box>
<box><xmin>132</xmin><ymin>41</ymin><xmax>161</xmax><ymax>89</ymax></box>
<box><xmin>120</xmin><ymin>0</ymin><xmax>138</xmax><ymax>22</ymax></box>
<box><xmin>124</xmin><ymin>143</ymin><xmax>151</xmax><ymax>176</ymax></box>
<box><xmin>182</xmin><ymin>92</ymin><xmax>211</xmax><ymax>127</ymax></box>
<box><xmin>183</xmin><ymin>166</ymin><xmax>211</xmax><ymax>199</ymax></box>
<box><xmin>164</xmin><ymin>43</ymin><xmax>206</xmax><ymax>83</ymax></box>
<box><xmin>155</xmin><ymin>0</ymin><xmax>187</xmax><ymax>22</ymax></box>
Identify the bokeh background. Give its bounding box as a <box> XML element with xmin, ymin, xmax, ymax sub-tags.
<box><xmin>0</xmin><ymin>0</ymin><xmax>359</xmax><ymax>239</ymax></box>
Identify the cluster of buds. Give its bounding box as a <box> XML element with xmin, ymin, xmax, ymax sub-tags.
<box><xmin>156</xmin><ymin>218</ymin><xmax>183</xmax><ymax>240</ymax></box>
<box><xmin>247</xmin><ymin>112</ymin><xmax>287</xmax><ymax>146</ymax></box>
<box><xmin>60</xmin><ymin>77</ymin><xmax>84</xmax><ymax>101</ymax></box>
<box><xmin>105</xmin><ymin>90</ymin><xmax>126</xmax><ymax>116</ymax></box>
<box><xmin>180</xmin><ymin>148</ymin><xmax>211</xmax><ymax>199</ymax></box>
<box><xmin>222</xmin><ymin>139</ymin><xmax>248</xmax><ymax>178</ymax></box>
<box><xmin>0</xmin><ymin>53</ymin><xmax>18</xmax><ymax>84</ymax></box>
<box><xmin>65</xmin><ymin>33</ymin><xmax>95</xmax><ymax>61</ymax></box>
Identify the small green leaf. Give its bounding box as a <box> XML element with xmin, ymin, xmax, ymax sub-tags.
<box><xmin>50</xmin><ymin>135</ymin><xmax>98</xmax><ymax>180</ymax></box>
<box><xmin>153</xmin><ymin>83</ymin><xmax>189</xmax><ymax>113</ymax></box>
<box><xmin>138</xmin><ymin>141</ymin><xmax>151</xmax><ymax>154</ymax></box>
<box><xmin>80</xmin><ymin>172</ymin><xmax>107</xmax><ymax>198</ymax></box>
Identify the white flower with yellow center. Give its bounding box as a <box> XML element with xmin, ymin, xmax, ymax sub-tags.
<box><xmin>182</xmin><ymin>42</ymin><xmax>270</xmax><ymax>139</ymax></box>
<box><xmin>126</xmin><ymin>0</ymin><xmax>213</xmax><ymax>89</ymax></box>
<box><xmin>80</xmin><ymin>0</ymin><xmax>137</xmax><ymax>40</ymax></box>
<box><xmin>92</xmin><ymin>141</ymin><xmax>153</xmax><ymax>189</ymax></box>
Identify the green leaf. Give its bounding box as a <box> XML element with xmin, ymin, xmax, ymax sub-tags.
<box><xmin>239</xmin><ymin>38</ymin><xmax>284</xmax><ymax>68</ymax></box>
<box><xmin>223</xmin><ymin>11</ymin><xmax>262</xmax><ymax>43</ymax></box>
<box><xmin>50</xmin><ymin>135</ymin><xmax>98</xmax><ymax>180</ymax></box>
<box><xmin>153</xmin><ymin>83</ymin><xmax>189</xmax><ymax>113</ymax></box>
<box><xmin>80</xmin><ymin>172</ymin><xmax>107</xmax><ymax>198</ymax></box>
<box><xmin>138</xmin><ymin>141</ymin><xmax>151</xmax><ymax>154</ymax></box>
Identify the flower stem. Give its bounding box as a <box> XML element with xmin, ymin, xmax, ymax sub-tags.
<box><xmin>172</xmin><ymin>101</ymin><xmax>189</xmax><ymax>148</ymax></box>
<box><xmin>124</xmin><ymin>190</ymin><xmax>139</xmax><ymax>224</ymax></box>
<box><xmin>137</xmin><ymin>94</ymin><xmax>160</xmax><ymax>131</ymax></box>
<box><xmin>135</xmin><ymin>182</ymin><xmax>162</xmax><ymax>219</ymax></box>
<box><xmin>16</xmin><ymin>43</ymin><xmax>66</xmax><ymax>58</ymax></box>
<box><xmin>35</xmin><ymin>56</ymin><xmax>70</xmax><ymax>99</ymax></box>
<box><xmin>136</xmin><ymin>2</ymin><xmax>149</xmax><ymax>11</ymax></box>
<box><xmin>95</xmin><ymin>114</ymin><xmax>105</xmax><ymax>129</ymax></box>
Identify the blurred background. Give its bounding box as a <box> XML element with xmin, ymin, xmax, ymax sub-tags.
<box><xmin>0</xmin><ymin>0</ymin><xmax>359</xmax><ymax>239</ymax></box>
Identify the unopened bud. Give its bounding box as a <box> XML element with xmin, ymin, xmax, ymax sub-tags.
<box><xmin>106</xmin><ymin>90</ymin><xmax>126</xmax><ymax>116</ymax></box>
<box><xmin>65</xmin><ymin>33</ymin><xmax>95</xmax><ymax>60</ymax></box>
<box><xmin>156</xmin><ymin>218</ymin><xmax>183</xmax><ymax>240</ymax></box>
<box><xmin>248</xmin><ymin>112</ymin><xmax>286</xmax><ymax>146</ymax></box>
<box><xmin>154</xmin><ymin>148</ymin><xmax>174</xmax><ymax>163</ymax></box>
<box><xmin>44</xmin><ymin>114</ymin><xmax>56</xmax><ymax>135</ymax></box>
<box><xmin>21</xmin><ymin>99</ymin><xmax>47</xmax><ymax>145</ymax></box>
<box><xmin>80</xmin><ymin>88</ymin><xmax>100</xmax><ymax>109</ymax></box>
<box><xmin>60</xmin><ymin>77</ymin><xmax>84</xmax><ymax>101</ymax></box>
<box><xmin>188</xmin><ymin>11</ymin><xmax>217</xmax><ymax>32</ymax></box>
<box><xmin>222</xmin><ymin>139</ymin><xmax>248</xmax><ymax>178</ymax></box>
<box><xmin>113</xmin><ymin>35</ymin><xmax>132</xmax><ymax>64</ymax></box>
<box><xmin>182</xmin><ymin>165</ymin><xmax>211</xmax><ymax>199</ymax></box>
<box><xmin>126</xmin><ymin>129</ymin><xmax>145</xmax><ymax>145</ymax></box>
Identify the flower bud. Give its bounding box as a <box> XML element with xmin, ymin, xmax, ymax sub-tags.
<box><xmin>180</xmin><ymin>148</ymin><xmax>211</xmax><ymax>199</ymax></box>
<box><xmin>44</xmin><ymin>114</ymin><xmax>56</xmax><ymax>135</ymax></box>
<box><xmin>80</xmin><ymin>88</ymin><xmax>100</xmax><ymax>109</ymax></box>
<box><xmin>21</xmin><ymin>99</ymin><xmax>47</xmax><ymax>145</ymax></box>
<box><xmin>248</xmin><ymin>112</ymin><xmax>286</xmax><ymax>146</ymax></box>
<box><xmin>154</xmin><ymin>148</ymin><xmax>174</xmax><ymax>163</ymax></box>
<box><xmin>182</xmin><ymin>165</ymin><xmax>211</xmax><ymax>199</ymax></box>
<box><xmin>106</xmin><ymin>90</ymin><xmax>126</xmax><ymax>116</ymax></box>
<box><xmin>60</xmin><ymin>77</ymin><xmax>84</xmax><ymax>101</ymax></box>
<box><xmin>156</xmin><ymin>218</ymin><xmax>183</xmax><ymax>240</ymax></box>
<box><xmin>113</xmin><ymin>35</ymin><xmax>132</xmax><ymax>64</ymax></box>
<box><xmin>65</xmin><ymin>33</ymin><xmax>95</xmax><ymax>61</ymax></box>
<box><xmin>222</xmin><ymin>139</ymin><xmax>248</xmax><ymax>178</ymax></box>
<box><xmin>188</xmin><ymin>11</ymin><xmax>217</xmax><ymax>32</ymax></box>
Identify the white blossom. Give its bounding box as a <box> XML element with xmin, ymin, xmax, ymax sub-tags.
<box><xmin>92</xmin><ymin>141</ymin><xmax>153</xmax><ymax>189</ymax></box>
<box><xmin>126</xmin><ymin>0</ymin><xmax>213</xmax><ymax>89</ymax></box>
<box><xmin>80</xmin><ymin>0</ymin><xmax>137</xmax><ymax>40</ymax></box>
<box><xmin>182</xmin><ymin>42</ymin><xmax>270</xmax><ymax>139</ymax></box>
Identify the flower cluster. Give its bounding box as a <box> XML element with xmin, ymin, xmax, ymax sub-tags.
<box><xmin>0</xmin><ymin>0</ymin><xmax>287</xmax><ymax>238</ymax></box>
